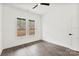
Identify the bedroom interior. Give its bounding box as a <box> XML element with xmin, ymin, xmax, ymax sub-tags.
<box><xmin>0</xmin><ymin>3</ymin><xmax>79</xmax><ymax>56</ymax></box>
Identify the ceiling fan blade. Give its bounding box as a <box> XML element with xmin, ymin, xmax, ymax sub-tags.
<box><xmin>32</xmin><ymin>4</ymin><xmax>38</xmax><ymax>9</ymax></box>
<box><xmin>40</xmin><ymin>3</ymin><xmax>50</xmax><ymax>6</ymax></box>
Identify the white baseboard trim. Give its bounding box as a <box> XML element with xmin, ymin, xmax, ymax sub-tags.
<box><xmin>43</xmin><ymin>40</ymin><xmax>79</xmax><ymax>52</ymax></box>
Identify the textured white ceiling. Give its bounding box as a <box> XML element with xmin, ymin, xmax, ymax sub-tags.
<box><xmin>8</xmin><ymin>3</ymin><xmax>52</xmax><ymax>15</ymax></box>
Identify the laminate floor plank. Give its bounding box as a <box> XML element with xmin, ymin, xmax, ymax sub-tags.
<box><xmin>1</xmin><ymin>40</ymin><xmax>79</xmax><ymax>56</ymax></box>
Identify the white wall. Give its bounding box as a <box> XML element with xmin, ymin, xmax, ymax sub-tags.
<box><xmin>2</xmin><ymin>4</ymin><xmax>42</xmax><ymax>49</ymax></box>
<box><xmin>42</xmin><ymin>3</ymin><xmax>79</xmax><ymax>51</ymax></box>
<box><xmin>0</xmin><ymin>4</ymin><xmax>2</xmax><ymax>55</ymax></box>
<box><xmin>71</xmin><ymin>4</ymin><xmax>79</xmax><ymax>51</ymax></box>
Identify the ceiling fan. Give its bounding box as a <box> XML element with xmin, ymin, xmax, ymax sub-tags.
<box><xmin>32</xmin><ymin>3</ymin><xmax>50</xmax><ymax>9</ymax></box>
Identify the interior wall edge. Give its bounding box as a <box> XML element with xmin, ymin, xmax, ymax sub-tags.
<box><xmin>0</xmin><ymin>3</ymin><xmax>2</xmax><ymax>55</ymax></box>
<box><xmin>0</xmin><ymin>49</ymin><xmax>3</xmax><ymax>55</ymax></box>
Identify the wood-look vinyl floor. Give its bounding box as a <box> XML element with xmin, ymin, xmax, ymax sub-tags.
<box><xmin>1</xmin><ymin>40</ymin><xmax>79</xmax><ymax>56</ymax></box>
